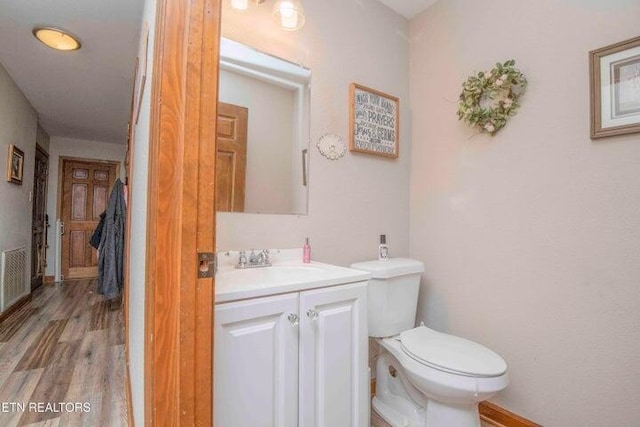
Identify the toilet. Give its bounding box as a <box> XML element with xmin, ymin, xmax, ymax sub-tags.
<box><xmin>351</xmin><ymin>258</ymin><xmax>509</xmax><ymax>427</ymax></box>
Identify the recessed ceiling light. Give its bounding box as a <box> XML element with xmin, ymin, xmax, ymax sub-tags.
<box><xmin>33</xmin><ymin>27</ymin><xmax>81</xmax><ymax>51</ymax></box>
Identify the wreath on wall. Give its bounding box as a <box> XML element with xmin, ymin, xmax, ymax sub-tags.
<box><xmin>457</xmin><ymin>60</ymin><xmax>527</xmax><ymax>135</ymax></box>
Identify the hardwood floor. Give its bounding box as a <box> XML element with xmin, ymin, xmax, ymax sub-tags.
<box><xmin>0</xmin><ymin>279</ymin><xmax>128</xmax><ymax>427</ymax></box>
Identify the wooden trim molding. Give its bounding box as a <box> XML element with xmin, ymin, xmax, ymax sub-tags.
<box><xmin>480</xmin><ymin>401</ymin><xmax>541</xmax><ymax>427</ymax></box>
<box><xmin>126</xmin><ymin>362</ymin><xmax>134</xmax><ymax>427</ymax></box>
<box><xmin>0</xmin><ymin>294</ymin><xmax>32</xmax><ymax>323</ymax></box>
<box><xmin>144</xmin><ymin>0</ymin><xmax>220</xmax><ymax>425</ymax></box>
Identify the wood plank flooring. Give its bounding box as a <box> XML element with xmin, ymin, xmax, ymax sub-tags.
<box><xmin>0</xmin><ymin>280</ymin><xmax>128</xmax><ymax>427</ymax></box>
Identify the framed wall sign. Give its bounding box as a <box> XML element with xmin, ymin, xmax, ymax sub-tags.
<box><xmin>349</xmin><ymin>83</ymin><xmax>399</xmax><ymax>158</ymax></box>
<box><xmin>6</xmin><ymin>144</ymin><xmax>24</xmax><ymax>185</ymax></box>
<box><xmin>134</xmin><ymin>21</ymin><xmax>149</xmax><ymax>125</ymax></box>
<box><xmin>590</xmin><ymin>36</ymin><xmax>640</xmax><ymax>139</ymax></box>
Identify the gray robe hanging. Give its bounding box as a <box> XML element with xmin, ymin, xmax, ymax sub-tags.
<box><xmin>97</xmin><ymin>178</ymin><xmax>126</xmax><ymax>299</ymax></box>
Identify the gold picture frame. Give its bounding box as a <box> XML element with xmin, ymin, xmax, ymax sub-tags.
<box><xmin>6</xmin><ymin>144</ymin><xmax>24</xmax><ymax>185</ymax></box>
<box><xmin>590</xmin><ymin>36</ymin><xmax>640</xmax><ymax>139</ymax></box>
<box><xmin>349</xmin><ymin>83</ymin><xmax>399</xmax><ymax>158</ymax></box>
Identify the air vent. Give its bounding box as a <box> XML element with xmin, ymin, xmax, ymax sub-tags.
<box><xmin>1</xmin><ymin>247</ymin><xmax>28</xmax><ymax>312</ymax></box>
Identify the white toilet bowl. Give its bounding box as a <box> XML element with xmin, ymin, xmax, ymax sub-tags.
<box><xmin>350</xmin><ymin>258</ymin><xmax>509</xmax><ymax>427</ymax></box>
<box><xmin>374</xmin><ymin>328</ymin><xmax>509</xmax><ymax>427</ymax></box>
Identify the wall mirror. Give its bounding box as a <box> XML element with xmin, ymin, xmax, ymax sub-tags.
<box><xmin>216</xmin><ymin>37</ymin><xmax>311</xmax><ymax>215</ymax></box>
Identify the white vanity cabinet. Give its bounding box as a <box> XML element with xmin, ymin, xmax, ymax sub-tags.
<box><xmin>214</xmin><ymin>281</ymin><xmax>368</xmax><ymax>427</ymax></box>
<box><xmin>215</xmin><ymin>292</ymin><xmax>300</xmax><ymax>427</ymax></box>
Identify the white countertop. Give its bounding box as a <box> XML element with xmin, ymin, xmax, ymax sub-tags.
<box><xmin>215</xmin><ymin>249</ymin><xmax>371</xmax><ymax>303</ymax></box>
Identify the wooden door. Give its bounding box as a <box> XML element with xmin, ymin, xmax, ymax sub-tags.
<box><xmin>31</xmin><ymin>146</ymin><xmax>49</xmax><ymax>291</ymax></box>
<box><xmin>299</xmin><ymin>282</ymin><xmax>369</xmax><ymax>427</ymax></box>
<box><xmin>60</xmin><ymin>159</ymin><xmax>118</xmax><ymax>280</ymax></box>
<box><xmin>215</xmin><ymin>293</ymin><xmax>299</xmax><ymax>427</ymax></box>
<box><xmin>216</xmin><ymin>102</ymin><xmax>248</xmax><ymax>212</ymax></box>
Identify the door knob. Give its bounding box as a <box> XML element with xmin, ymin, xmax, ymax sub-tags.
<box><xmin>306</xmin><ymin>309</ymin><xmax>319</xmax><ymax>320</ymax></box>
<box><xmin>288</xmin><ymin>313</ymin><xmax>299</xmax><ymax>326</ymax></box>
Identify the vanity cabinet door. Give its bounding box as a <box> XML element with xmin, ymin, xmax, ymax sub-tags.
<box><xmin>215</xmin><ymin>293</ymin><xmax>299</xmax><ymax>427</ymax></box>
<box><xmin>299</xmin><ymin>281</ymin><xmax>369</xmax><ymax>427</ymax></box>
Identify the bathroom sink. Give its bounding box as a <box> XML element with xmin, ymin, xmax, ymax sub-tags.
<box><xmin>215</xmin><ymin>249</ymin><xmax>371</xmax><ymax>303</ymax></box>
<box><xmin>268</xmin><ymin>264</ymin><xmax>327</xmax><ymax>271</ymax></box>
<box><xmin>216</xmin><ymin>263</ymin><xmax>328</xmax><ymax>284</ymax></box>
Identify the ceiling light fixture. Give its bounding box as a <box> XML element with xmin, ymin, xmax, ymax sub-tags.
<box><xmin>33</xmin><ymin>27</ymin><xmax>81</xmax><ymax>51</ymax></box>
<box><xmin>231</xmin><ymin>0</ymin><xmax>249</xmax><ymax>10</ymax></box>
<box><xmin>272</xmin><ymin>0</ymin><xmax>305</xmax><ymax>31</ymax></box>
<box><xmin>231</xmin><ymin>0</ymin><xmax>266</xmax><ymax>11</ymax></box>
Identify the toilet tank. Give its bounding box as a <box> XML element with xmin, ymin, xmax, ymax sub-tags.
<box><xmin>350</xmin><ymin>258</ymin><xmax>424</xmax><ymax>338</ymax></box>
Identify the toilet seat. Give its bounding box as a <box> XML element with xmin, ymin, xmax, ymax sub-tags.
<box><xmin>400</xmin><ymin>326</ymin><xmax>507</xmax><ymax>378</ymax></box>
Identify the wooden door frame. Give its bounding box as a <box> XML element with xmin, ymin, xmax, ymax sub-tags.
<box><xmin>144</xmin><ymin>0</ymin><xmax>219</xmax><ymax>424</ymax></box>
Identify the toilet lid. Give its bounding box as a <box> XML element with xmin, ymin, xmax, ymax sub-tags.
<box><xmin>400</xmin><ymin>326</ymin><xmax>507</xmax><ymax>378</ymax></box>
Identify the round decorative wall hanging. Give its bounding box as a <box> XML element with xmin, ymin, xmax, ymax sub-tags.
<box><xmin>457</xmin><ymin>60</ymin><xmax>527</xmax><ymax>135</ymax></box>
<box><xmin>317</xmin><ymin>133</ymin><xmax>346</xmax><ymax>160</ymax></box>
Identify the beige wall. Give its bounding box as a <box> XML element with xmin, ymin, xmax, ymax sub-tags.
<box><xmin>0</xmin><ymin>62</ymin><xmax>38</xmax><ymax>301</ymax></box>
<box><xmin>409</xmin><ymin>1</ymin><xmax>640</xmax><ymax>425</ymax></box>
<box><xmin>219</xmin><ymin>69</ymin><xmax>295</xmax><ymax>214</ymax></box>
<box><xmin>128</xmin><ymin>0</ymin><xmax>156</xmax><ymax>423</ymax></box>
<box><xmin>218</xmin><ymin>0</ymin><xmax>411</xmax><ymax>265</ymax></box>
<box><xmin>45</xmin><ymin>136</ymin><xmax>127</xmax><ymax>277</ymax></box>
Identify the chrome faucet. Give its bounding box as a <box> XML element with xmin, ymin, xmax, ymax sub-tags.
<box><xmin>237</xmin><ymin>251</ymin><xmax>248</xmax><ymax>268</ymax></box>
<box><xmin>236</xmin><ymin>249</ymin><xmax>271</xmax><ymax>269</ymax></box>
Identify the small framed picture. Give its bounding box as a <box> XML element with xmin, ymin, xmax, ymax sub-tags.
<box><xmin>590</xmin><ymin>36</ymin><xmax>640</xmax><ymax>139</ymax></box>
<box><xmin>134</xmin><ymin>21</ymin><xmax>149</xmax><ymax>125</ymax></box>
<box><xmin>349</xmin><ymin>83</ymin><xmax>399</xmax><ymax>158</ymax></box>
<box><xmin>6</xmin><ymin>144</ymin><xmax>24</xmax><ymax>185</ymax></box>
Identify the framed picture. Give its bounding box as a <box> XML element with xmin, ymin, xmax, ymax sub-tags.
<box><xmin>590</xmin><ymin>36</ymin><xmax>640</xmax><ymax>139</ymax></box>
<box><xmin>349</xmin><ymin>83</ymin><xmax>399</xmax><ymax>158</ymax></box>
<box><xmin>134</xmin><ymin>21</ymin><xmax>149</xmax><ymax>125</ymax></box>
<box><xmin>6</xmin><ymin>144</ymin><xmax>24</xmax><ymax>185</ymax></box>
<box><xmin>127</xmin><ymin>57</ymin><xmax>139</xmax><ymax>185</ymax></box>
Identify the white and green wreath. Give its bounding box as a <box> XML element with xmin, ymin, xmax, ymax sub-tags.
<box><xmin>457</xmin><ymin>60</ymin><xmax>527</xmax><ymax>135</ymax></box>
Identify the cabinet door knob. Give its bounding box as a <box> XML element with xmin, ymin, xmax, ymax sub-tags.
<box><xmin>287</xmin><ymin>313</ymin><xmax>299</xmax><ymax>326</ymax></box>
<box><xmin>306</xmin><ymin>309</ymin><xmax>319</xmax><ymax>320</ymax></box>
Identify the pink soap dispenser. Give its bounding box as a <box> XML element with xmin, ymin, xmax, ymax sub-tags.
<box><xmin>303</xmin><ymin>237</ymin><xmax>311</xmax><ymax>263</ymax></box>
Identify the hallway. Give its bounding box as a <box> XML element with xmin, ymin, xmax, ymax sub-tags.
<box><xmin>0</xmin><ymin>280</ymin><xmax>128</xmax><ymax>426</ymax></box>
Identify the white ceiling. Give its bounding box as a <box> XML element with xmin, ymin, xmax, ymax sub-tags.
<box><xmin>0</xmin><ymin>0</ymin><xmax>144</xmax><ymax>143</ymax></box>
<box><xmin>0</xmin><ymin>0</ymin><xmax>431</xmax><ymax>143</ymax></box>
<box><xmin>376</xmin><ymin>0</ymin><xmax>438</xmax><ymax>19</ymax></box>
